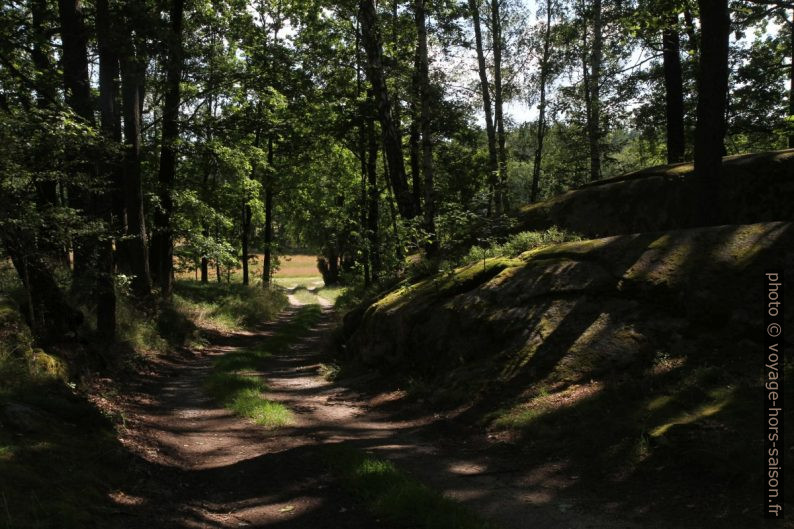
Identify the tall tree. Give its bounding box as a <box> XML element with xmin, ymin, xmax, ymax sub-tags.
<box><xmin>582</xmin><ymin>0</ymin><xmax>603</xmax><ymax>182</ymax></box>
<box><xmin>415</xmin><ymin>0</ymin><xmax>437</xmax><ymax>254</ymax></box>
<box><xmin>531</xmin><ymin>0</ymin><xmax>553</xmax><ymax>203</ymax></box>
<box><xmin>693</xmin><ymin>0</ymin><xmax>730</xmax><ymax>223</ymax></box>
<box><xmin>469</xmin><ymin>0</ymin><xmax>498</xmax><ymax>214</ymax></box>
<box><xmin>490</xmin><ymin>0</ymin><xmax>509</xmax><ymax>211</ymax></box>
<box><xmin>59</xmin><ymin>0</ymin><xmax>116</xmax><ymax>338</ymax></box>
<box><xmin>119</xmin><ymin>4</ymin><xmax>152</xmax><ymax>298</ymax></box>
<box><xmin>359</xmin><ymin>0</ymin><xmax>417</xmax><ymax>219</ymax></box>
<box><xmin>151</xmin><ymin>0</ymin><xmax>185</xmax><ymax>296</ymax></box>
<box><xmin>95</xmin><ymin>0</ymin><xmax>122</xmax><ymax>341</ymax></box>
<box><xmin>662</xmin><ymin>13</ymin><xmax>686</xmax><ymax>163</ymax></box>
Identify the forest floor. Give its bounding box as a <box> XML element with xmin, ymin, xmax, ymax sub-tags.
<box><xmin>104</xmin><ymin>303</ymin><xmax>662</xmax><ymax>529</ymax></box>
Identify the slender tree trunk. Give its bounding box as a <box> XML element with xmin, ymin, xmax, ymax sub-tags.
<box><xmin>262</xmin><ymin>138</ymin><xmax>274</xmax><ymax>285</ymax></box>
<box><xmin>359</xmin><ymin>0</ymin><xmax>416</xmax><ymax>219</ymax></box>
<box><xmin>469</xmin><ymin>0</ymin><xmax>498</xmax><ymax>215</ymax></box>
<box><xmin>587</xmin><ymin>0</ymin><xmax>603</xmax><ymax>182</ymax></box>
<box><xmin>120</xmin><ymin>26</ymin><xmax>152</xmax><ymax>299</ymax></box>
<box><xmin>693</xmin><ymin>0</ymin><xmax>730</xmax><ymax>225</ymax></box>
<box><xmin>367</xmin><ymin>110</ymin><xmax>381</xmax><ymax>279</ymax></box>
<box><xmin>789</xmin><ymin>13</ymin><xmax>794</xmax><ymax>148</ymax></box>
<box><xmin>415</xmin><ymin>0</ymin><xmax>437</xmax><ymax>255</ymax></box>
<box><xmin>531</xmin><ymin>0</ymin><xmax>552</xmax><ymax>203</ymax></box>
<box><xmin>32</xmin><ymin>0</ymin><xmax>58</xmax><ymax>208</ymax></box>
<box><xmin>410</xmin><ymin>48</ymin><xmax>423</xmax><ymax>214</ymax></box>
<box><xmin>663</xmin><ymin>18</ymin><xmax>686</xmax><ymax>163</ymax></box>
<box><xmin>151</xmin><ymin>0</ymin><xmax>184</xmax><ymax>296</ymax></box>
<box><xmin>355</xmin><ymin>24</ymin><xmax>371</xmax><ymax>286</ymax></box>
<box><xmin>242</xmin><ymin>128</ymin><xmax>259</xmax><ymax>286</ymax></box>
<box><xmin>490</xmin><ymin>0</ymin><xmax>508</xmax><ymax>212</ymax></box>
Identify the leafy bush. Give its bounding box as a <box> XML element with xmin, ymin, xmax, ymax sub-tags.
<box><xmin>462</xmin><ymin>226</ymin><xmax>581</xmax><ymax>265</ymax></box>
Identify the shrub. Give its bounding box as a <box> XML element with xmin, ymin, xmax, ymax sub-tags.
<box><xmin>462</xmin><ymin>226</ymin><xmax>581</xmax><ymax>265</ymax></box>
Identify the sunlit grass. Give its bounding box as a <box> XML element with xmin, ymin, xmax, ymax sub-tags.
<box><xmin>204</xmin><ymin>372</ymin><xmax>292</xmax><ymax>428</ymax></box>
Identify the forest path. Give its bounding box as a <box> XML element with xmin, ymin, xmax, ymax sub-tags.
<box><xmin>112</xmin><ymin>304</ymin><xmax>649</xmax><ymax>529</ymax></box>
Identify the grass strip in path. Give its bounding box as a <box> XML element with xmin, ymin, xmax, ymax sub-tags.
<box><xmin>204</xmin><ymin>305</ymin><xmax>324</xmax><ymax>428</ymax></box>
<box><xmin>323</xmin><ymin>445</ymin><xmax>498</xmax><ymax>529</ymax></box>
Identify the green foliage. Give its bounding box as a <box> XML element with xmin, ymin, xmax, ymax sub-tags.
<box><xmin>461</xmin><ymin>227</ymin><xmax>582</xmax><ymax>265</ymax></box>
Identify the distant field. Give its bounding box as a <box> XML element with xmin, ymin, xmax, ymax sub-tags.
<box><xmin>176</xmin><ymin>253</ymin><xmax>320</xmax><ymax>282</ymax></box>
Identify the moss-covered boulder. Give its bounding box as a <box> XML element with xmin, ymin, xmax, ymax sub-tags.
<box><xmin>517</xmin><ymin>150</ymin><xmax>794</xmax><ymax>237</ymax></box>
<box><xmin>343</xmin><ymin>222</ymin><xmax>792</xmax><ymax>388</ymax></box>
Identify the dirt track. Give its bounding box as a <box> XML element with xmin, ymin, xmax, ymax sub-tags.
<box><xmin>109</xmin><ymin>305</ymin><xmax>651</xmax><ymax>529</ymax></box>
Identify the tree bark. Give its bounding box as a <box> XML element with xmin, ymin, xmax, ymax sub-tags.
<box><xmin>58</xmin><ymin>0</ymin><xmax>93</xmax><ymax>281</ymax></box>
<box><xmin>151</xmin><ymin>0</ymin><xmax>184</xmax><ymax>296</ymax></box>
<box><xmin>262</xmin><ymin>138</ymin><xmax>275</xmax><ymax>285</ymax></box>
<box><xmin>359</xmin><ymin>0</ymin><xmax>416</xmax><ymax>219</ymax></box>
<box><xmin>415</xmin><ymin>0</ymin><xmax>437</xmax><ymax>255</ymax></box>
<box><xmin>789</xmin><ymin>11</ymin><xmax>794</xmax><ymax>148</ymax></box>
<box><xmin>120</xmin><ymin>23</ymin><xmax>152</xmax><ymax>299</ymax></box>
<box><xmin>367</xmin><ymin>109</ymin><xmax>381</xmax><ymax>279</ymax></box>
<box><xmin>586</xmin><ymin>0</ymin><xmax>603</xmax><ymax>182</ymax></box>
<box><xmin>490</xmin><ymin>0</ymin><xmax>508</xmax><ymax>212</ymax></box>
<box><xmin>531</xmin><ymin>0</ymin><xmax>552</xmax><ymax>203</ymax></box>
<box><xmin>95</xmin><ymin>0</ymin><xmax>122</xmax><ymax>341</ymax></box>
<box><xmin>693</xmin><ymin>0</ymin><xmax>730</xmax><ymax>225</ymax></box>
<box><xmin>242</xmin><ymin>128</ymin><xmax>259</xmax><ymax>286</ymax></box>
<box><xmin>662</xmin><ymin>18</ymin><xmax>686</xmax><ymax>163</ymax></box>
<box><xmin>469</xmin><ymin>0</ymin><xmax>498</xmax><ymax>215</ymax></box>
<box><xmin>410</xmin><ymin>46</ymin><xmax>423</xmax><ymax>214</ymax></box>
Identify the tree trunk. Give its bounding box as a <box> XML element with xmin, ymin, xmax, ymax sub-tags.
<box><xmin>58</xmin><ymin>0</ymin><xmax>93</xmax><ymax>282</ymax></box>
<box><xmin>359</xmin><ymin>0</ymin><xmax>416</xmax><ymax>219</ymax></box>
<box><xmin>367</xmin><ymin>109</ymin><xmax>381</xmax><ymax>279</ymax></box>
<box><xmin>531</xmin><ymin>0</ymin><xmax>552</xmax><ymax>204</ymax></box>
<box><xmin>242</xmin><ymin>128</ymin><xmax>260</xmax><ymax>286</ymax></box>
<box><xmin>410</xmin><ymin>49</ymin><xmax>423</xmax><ymax>214</ymax></box>
<box><xmin>693</xmin><ymin>0</ymin><xmax>730</xmax><ymax>225</ymax></box>
<box><xmin>151</xmin><ymin>0</ymin><xmax>184</xmax><ymax>296</ymax></box>
<box><xmin>469</xmin><ymin>0</ymin><xmax>498</xmax><ymax>215</ymax></box>
<box><xmin>262</xmin><ymin>138</ymin><xmax>274</xmax><ymax>285</ymax></box>
<box><xmin>32</xmin><ymin>0</ymin><xmax>68</xmax><ymax>264</ymax></box>
<box><xmin>415</xmin><ymin>0</ymin><xmax>437</xmax><ymax>255</ymax></box>
<box><xmin>587</xmin><ymin>0</ymin><xmax>603</xmax><ymax>182</ymax></box>
<box><xmin>789</xmin><ymin>12</ymin><xmax>794</xmax><ymax>149</ymax></box>
<box><xmin>120</xmin><ymin>25</ymin><xmax>152</xmax><ymax>299</ymax></box>
<box><xmin>95</xmin><ymin>0</ymin><xmax>121</xmax><ymax>341</ymax></box>
<box><xmin>662</xmin><ymin>19</ymin><xmax>686</xmax><ymax>163</ymax></box>
<box><xmin>490</xmin><ymin>0</ymin><xmax>508</xmax><ymax>212</ymax></box>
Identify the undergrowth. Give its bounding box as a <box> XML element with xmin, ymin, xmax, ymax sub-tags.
<box><xmin>174</xmin><ymin>280</ymin><xmax>287</xmax><ymax>331</ymax></box>
<box><xmin>461</xmin><ymin>226</ymin><xmax>581</xmax><ymax>265</ymax></box>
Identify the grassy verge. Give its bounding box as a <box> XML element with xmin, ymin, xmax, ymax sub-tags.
<box><xmin>323</xmin><ymin>445</ymin><xmax>496</xmax><ymax>529</ymax></box>
<box><xmin>174</xmin><ymin>280</ymin><xmax>287</xmax><ymax>331</ymax></box>
<box><xmin>204</xmin><ymin>305</ymin><xmax>324</xmax><ymax>428</ymax></box>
